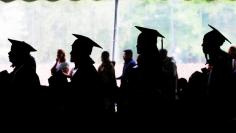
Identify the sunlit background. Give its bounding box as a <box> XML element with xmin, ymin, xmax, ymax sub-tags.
<box><xmin>0</xmin><ymin>0</ymin><xmax>236</xmax><ymax>85</ymax></box>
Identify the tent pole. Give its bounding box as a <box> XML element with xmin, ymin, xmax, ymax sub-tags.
<box><xmin>112</xmin><ymin>0</ymin><xmax>119</xmax><ymax>61</ymax></box>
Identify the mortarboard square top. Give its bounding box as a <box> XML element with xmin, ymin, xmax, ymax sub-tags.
<box><xmin>72</xmin><ymin>34</ymin><xmax>102</xmax><ymax>55</ymax></box>
<box><xmin>72</xmin><ymin>34</ymin><xmax>102</xmax><ymax>48</ymax></box>
<box><xmin>203</xmin><ymin>24</ymin><xmax>231</xmax><ymax>47</ymax></box>
<box><xmin>135</xmin><ymin>26</ymin><xmax>165</xmax><ymax>38</ymax></box>
<box><xmin>8</xmin><ymin>38</ymin><xmax>36</xmax><ymax>53</ymax></box>
<box><xmin>135</xmin><ymin>26</ymin><xmax>166</xmax><ymax>50</ymax></box>
<box><xmin>208</xmin><ymin>24</ymin><xmax>231</xmax><ymax>44</ymax></box>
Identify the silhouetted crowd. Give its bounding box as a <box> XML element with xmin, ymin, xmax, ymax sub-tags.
<box><xmin>0</xmin><ymin>25</ymin><xmax>236</xmax><ymax>127</ymax></box>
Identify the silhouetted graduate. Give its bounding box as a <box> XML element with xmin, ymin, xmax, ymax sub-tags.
<box><xmin>8</xmin><ymin>38</ymin><xmax>40</xmax><ymax>89</ymax></box>
<box><xmin>202</xmin><ymin>24</ymin><xmax>232</xmax><ymax>64</ymax></box>
<box><xmin>8</xmin><ymin>39</ymin><xmax>37</xmax><ymax>69</ymax></box>
<box><xmin>202</xmin><ymin>24</ymin><xmax>234</xmax><ymax>121</ymax></box>
<box><xmin>1</xmin><ymin>39</ymin><xmax>41</xmax><ymax>120</ymax></box>
<box><xmin>67</xmin><ymin>34</ymin><xmax>104</xmax><ymax>120</ymax></box>
<box><xmin>127</xmin><ymin>26</ymin><xmax>166</xmax><ymax>119</ymax></box>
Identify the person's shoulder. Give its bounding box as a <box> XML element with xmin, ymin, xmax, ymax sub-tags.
<box><xmin>60</xmin><ymin>62</ymin><xmax>69</xmax><ymax>67</ymax></box>
<box><xmin>129</xmin><ymin>60</ymin><xmax>136</xmax><ymax>66</ymax></box>
<box><xmin>63</xmin><ymin>61</ymin><xmax>70</xmax><ymax>66</ymax></box>
<box><xmin>218</xmin><ymin>50</ymin><xmax>232</xmax><ymax>61</ymax></box>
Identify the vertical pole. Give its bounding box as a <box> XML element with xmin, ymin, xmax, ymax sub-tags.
<box><xmin>170</xmin><ymin>0</ymin><xmax>175</xmax><ymax>53</ymax></box>
<box><xmin>112</xmin><ymin>0</ymin><xmax>119</xmax><ymax>61</ymax></box>
<box><xmin>161</xmin><ymin>38</ymin><xmax>163</xmax><ymax>50</ymax></box>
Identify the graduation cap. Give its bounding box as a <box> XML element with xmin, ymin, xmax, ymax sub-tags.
<box><xmin>8</xmin><ymin>38</ymin><xmax>36</xmax><ymax>53</ymax></box>
<box><xmin>208</xmin><ymin>24</ymin><xmax>231</xmax><ymax>44</ymax></box>
<box><xmin>72</xmin><ymin>34</ymin><xmax>102</xmax><ymax>48</ymax></box>
<box><xmin>203</xmin><ymin>24</ymin><xmax>231</xmax><ymax>47</ymax></box>
<box><xmin>135</xmin><ymin>26</ymin><xmax>165</xmax><ymax>49</ymax></box>
<box><xmin>72</xmin><ymin>34</ymin><xmax>102</xmax><ymax>55</ymax></box>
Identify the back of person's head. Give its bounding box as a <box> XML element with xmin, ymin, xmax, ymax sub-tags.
<box><xmin>57</xmin><ymin>49</ymin><xmax>66</xmax><ymax>62</ymax></box>
<box><xmin>101</xmin><ymin>51</ymin><xmax>110</xmax><ymax>62</ymax></box>
<box><xmin>228</xmin><ymin>46</ymin><xmax>236</xmax><ymax>58</ymax></box>
<box><xmin>25</xmin><ymin>55</ymin><xmax>37</xmax><ymax>71</ymax></box>
<box><xmin>124</xmin><ymin>49</ymin><xmax>133</xmax><ymax>57</ymax></box>
<box><xmin>160</xmin><ymin>49</ymin><xmax>168</xmax><ymax>59</ymax></box>
<box><xmin>178</xmin><ymin>78</ymin><xmax>187</xmax><ymax>89</ymax></box>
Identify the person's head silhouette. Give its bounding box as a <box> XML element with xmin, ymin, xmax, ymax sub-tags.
<box><xmin>202</xmin><ymin>24</ymin><xmax>231</xmax><ymax>52</ymax></box>
<box><xmin>123</xmin><ymin>49</ymin><xmax>133</xmax><ymax>63</ymax></box>
<box><xmin>8</xmin><ymin>39</ymin><xmax>36</xmax><ymax>67</ymax></box>
<box><xmin>202</xmin><ymin>24</ymin><xmax>231</xmax><ymax>64</ymax></box>
<box><xmin>135</xmin><ymin>26</ymin><xmax>165</xmax><ymax>55</ymax></box>
<box><xmin>70</xmin><ymin>34</ymin><xmax>102</xmax><ymax>64</ymax></box>
<box><xmin>101</xmin><ymin>51</ymin><xmax>110</xmax><ymax>62</ymax></box>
